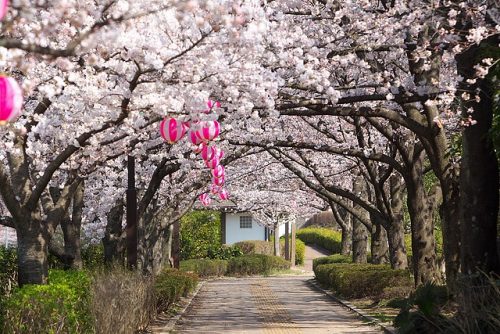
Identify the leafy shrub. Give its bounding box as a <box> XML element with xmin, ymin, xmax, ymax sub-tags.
<box><xmin>155</xmin><ymin>268</ymin><xmax>198</xmax><ymax>312</ymax></box>
<box><xmin>394</xmin><ymin>283</ymin><xmax>450</xmax><ymax>334</ymax></box>
<box><xmin>207</xmin><ymin>244</ymin><xmax>243</xmax><ymax>260</ymax></box>
<box><xmin>314</xmin><ymin>263</ymin><xmax>413</xmax><ymax>299</ymax></box>
<box><xmin>0</xmin><ymin>246</ymin><xmax>17</xmax><ymax>298</ymax></box>
<box><xmin>227</xmin><ymin>254</ymin><xmax>290</xmax><ymax>276</ymax></box>
<box><xmin>234</xmin><ymin>240</ymin><xmax>274</xmax><ymax>255</ymax></box>
<box><xmin>313</xmin><ymin>254</ymin><xmax>352</xmax><ymax>271</ymax></box>
<box><xmin>180</xmin><ymin>210</ymin><xmax>221</xmax><ymax>260</ymax></box>
<box><xmin>296</xmin><ymin>227</ymin><xmax>342</xmax><ymax>253</ymax></box>
<box><xmin>91</xmin><ymin>266</ymin><xmax>155</xmax><ymax>334</ymax></box>
<box><xmin>3</xmin><ymin>270</ymin><xmax>93</xmax><ymax>334</ymax></box>
<box><xmin>82</xmin><ymin>243</ymin><xmax>105</xmax><ymax>270</ymax></box>
<box><xmin>180</xmin><ymin>259</ymin><xmax>229</xmax><ymax>277</ymax></box>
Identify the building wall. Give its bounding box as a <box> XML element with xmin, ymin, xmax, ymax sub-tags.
<box><xmin>225</xmin><ymin>213</ymin><xmax>266</xmax><ymax>245</ymax></box>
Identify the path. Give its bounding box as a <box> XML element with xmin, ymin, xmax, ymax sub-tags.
<box><xmin>302</xmin><ymin>244</ymin><xmax>331</xmax><ymax>272</ymax></box>
<box><xmin>170</xmin><ymin>246</ymin><xmax>381</xmax><ymax>333</ymax></box>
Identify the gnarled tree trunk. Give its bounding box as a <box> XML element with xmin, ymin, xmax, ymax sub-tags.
<box><xmin>370</xmin><ymin>221</ymin><xmax>389</xmax><ymax>264</ymax></box>
<box><xmin>352</xmin><ymin>176</ymin><xmax>368</xmax><ymax>263</ymax></box>
<box><xmin>17</xmin><ymin>218</ymin><xmax>49</xmax><ymax>286</ymax></box>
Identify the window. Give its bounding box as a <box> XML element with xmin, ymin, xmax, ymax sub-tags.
<box><xmin>240</xmin><ymin>216</ymin><xmax>252</xmax><ymax>228</ymax></box>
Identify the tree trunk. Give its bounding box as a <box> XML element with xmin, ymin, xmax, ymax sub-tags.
<box><xmin>340</xmin><ymin>223</ymin><xmax>353</xmax><ymax>256</ymax></box>
<box><xmin>457</xmin><ymin>37</ymin><xmax>500</xmax><ymax>276</ymax></box>
<box><xmin>103</xmin><ymin>201</ymin><xmax>125</xmax><ymax>266</ymax></box>
<box><xmin>17</xmin><ymin>220</ymin><xmax>49</xmax><ymax>286</ymax></box>
<box><xmin>171</xmin><ymin>220</ymin><xmax>180</xmax><ymax>269</ymax></box>
<box><xmin>406</xmin><ymin>156</ymin><xmax>439</xmax><ymax>285</ymax></box>
<box><xmin>387</xmin><ymin>222</ymin><xmax>408</xmax><ymax>269</ymax></box>
<box><xmin>352</xmin><ymin>176</ymin><xmax>368</xmax><ymax>263</ymax></box>
<box><xmin>370</xmin><ymin>222</ymin><xmax>389</xmax><ymax>264</ymax></box>
<box><xmin>273</xmin><ymin>222</ymin><xmax>280</xmax><ymax>257</ymax></box>
<box><xmin>60</xmin><ymin>181</ymin><xmax>84</xmax><ymax>269</ymax></box>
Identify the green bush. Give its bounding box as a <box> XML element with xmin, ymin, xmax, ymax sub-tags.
<box><xmin>313</xmin><ymin>254</ymin><xmax>352</xmax><ymax>271</ymax></box>
<box><xmin>207</xmin><ymin>244</ymin><xmax>243</xmax><ymax>260</ymax></box>
<box><xmin>0</xmin><ymin>246</ymin><xmax>17</xmax><ymax>298</ymax></box>
<box><xmin>155</xmin><ymin>268</ymin><xmax>198</xmax><ymax>312</ymax></box>
<box><xmin>314</xmin><ymin>263</ymin><xmax>413</xmax><ymax>299</ymax></box>
<box><xmin>234</xmin><ymin>240</ymin><xmax>274</xmax><ymax>255</ymax></box>
<box><xmin>81</xmin><ymin>243</ymin><xmax>105</xmax><ymax>270</ymax></box>
<box><xmin>180</xmin><ymin>259</ymin><xmax>229</xmax><ymax>277</ymax></box>
<box><xmin>227</xmin><ymin>254</ymin><xmax>290</xmax><ymax>276</ymax></box>
<box><xmin>296</xmin><ymin>227</ymin><xmax>342</xmax><ymax>253</ymax></box>
<box><xmin>2</xmin><ymin>270</ymin><xmax>93</xmax><ymax>334</ymax></box>
<box><xmin>180</xmin><ymin>210</ymin><xmax>222</xmax><ymax>260</ymax></box>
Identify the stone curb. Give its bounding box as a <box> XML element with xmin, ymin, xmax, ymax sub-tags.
<box><xmin>307</xmin><ymin>279</ymin><xmax>398</xmax><ymax>334</ymax></box>
<box><xmin>152</xmin><ymin>279</ymin><xmax>207</xmax><ymax>334</ymax></box>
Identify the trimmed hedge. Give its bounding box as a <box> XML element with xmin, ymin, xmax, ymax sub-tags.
<box><xmin>155</xmin><ymin>268</ymin><xmax>198</xmax><ymax>312</ymax></box>
<box><xmin>227</xmin><ymin>254</ymin><xmax>291</xmax><ymax>276</ymax></box>
<box><xmin>314</xmin><ymin>263</ymin><xmax>413</xmax><ymax>299</ymax></box>
<box><xmin>313</xmin><ymin>254</ymin><xmax>352</xmax><ymax>271</ymax></box>
<box><xmin>234</xmin><ymin>240</ymin><xmax>274</xmax><ymax>255</ymax></box>
<box><xmin>235</xmin><ymin>239</ymin><xmax>305</xmax><ymax>266</ymax></box>
<box><xmin>180</xmin><ymin>259</ymin><xmax>228</xmax><ymax>277</ymax></box>
<box><xmin>2</xmin><ymin>270</ymin><xmax>93</xmax><ymax>334</ymax></box>
<box><xmin>296</xmin><ymin>227</ymin><xmax>342</xmax><ymax>253</ymax></box>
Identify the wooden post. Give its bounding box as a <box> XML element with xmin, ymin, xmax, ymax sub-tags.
<box><xmin>221</xmin><ymin>211</ymin><xmax>226</xmax><ymax>244</ymax></box>
<box><xmin>285</xmin><ymin>222</ymin><xmax>290</xmax><ymax>261</ymax></box>
<box><xmin>126</xmin><ymin>155</ymin><xmax>137</xmax><ymax>269</ymax></box>
<box><xmin>291</xmin><ymin>221</ymin><xmax>296</xmax><ymax>267</ymax></box>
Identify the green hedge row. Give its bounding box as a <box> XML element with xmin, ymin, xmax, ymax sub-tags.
<box><xmin>234</xmin><ymin>239</ymin><xmax>305</xmax><ymax>266</ymax></box>
<box><xmin>314</xmin><ymin>262</ymin><xmax>413</xmax><ymax>299</ymax></box>
<box><xmin>1</xmin><ymin>268</ymin><xmax>199</xmax><ymax>333</ymax></box>
<box><xmin>312</xmin><ymin>254</ymin><xmax>352</xmax><ymax>271</ymax></box>
<box><xmin>296</xmin><ymin>227</ymin><xmax>342</xmax><ymax>254</ymax></box>
<box><xmin>180</xmin><ymin>254</ymin><xmax>291</xmax><ymax>277</ymax></box>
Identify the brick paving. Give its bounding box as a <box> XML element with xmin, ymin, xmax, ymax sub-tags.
<box><xmin>171</xmin><ymin>246</ymin><xmax>382</xmax><ymax>334</ymax></box>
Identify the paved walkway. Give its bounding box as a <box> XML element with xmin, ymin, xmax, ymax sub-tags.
<box><xmin>172</xmin><ymin>276</ymin><xmax>381</xmax><ymax>333</ymax></box>
<box><xmin>171</xmin><ymin>246</ymin><xmax>381</xmax><ymax>333</ymax></box>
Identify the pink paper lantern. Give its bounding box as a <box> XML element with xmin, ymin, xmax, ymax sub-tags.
<box><xmin>199</xmin><ymin>193</ymin><xmax>211</xmax><ymax>206</ymax></box>
<box><xmin>196</xmin><ymin>120</ymin><xmax>220</xmax><ymax>142</ymax></box>
<box><xmin>205</xmin><ymin>155</ymin><xmax>220</xmax><ymax>169</ymax></box>
<box><xmin>213</xmin><ymin>176</ymin><xmax>225</xmax><ymax>186</ymax></box>
<box><xmin>211</xmin><ymin>165</ymin><xmax>225</xmax><ymax>179</ymax></box>
<box><xmin>0</xmin><ymin>0</ymin><xmax>8</xmax><ymax>21</ymax></box>
<box><xmin>218</xmin><ymin>188</ymin><xmax>229</xmax><ymax>200</ymax></box>
<box><xmin>188</xmin><ymin>130</ymin><xmax>203</xmax><ymax>145</ymax></box>
<box><xmin>210</xmin><ymin>184</ymin><xmax>221</xmax><ymax>194</ymax></box>
<box><xmin>0</xmin><ymin>76</ymin><xmax>23</xmax><ymax>123</ymax></box>
<box><xmin>159</xmin><ymin>118</ymin><xmax>187</xmax><ymax>144</ymax></box>
<box><xmin>201</xmin><ymin>145</ymin><xmax>224</xmax><ymax>162</ymax></box>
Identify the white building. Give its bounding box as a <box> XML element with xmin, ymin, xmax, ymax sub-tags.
<box><xmin>221</xmin><ymin>211</ymin><xmax>286</xmax><ymax>245</ymax></box>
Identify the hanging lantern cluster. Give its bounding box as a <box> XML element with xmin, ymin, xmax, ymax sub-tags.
<box><xmin>158</xmin><ymin>100</ymin><xmax>229</xmax><ymax>207</ymax></box>
<box><xmin>0</xmin><ymin>3</ymin><xmax>24</xmax><ymax>125</ymax></box>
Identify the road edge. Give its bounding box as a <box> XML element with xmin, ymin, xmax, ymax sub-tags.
<box><xmin>306</xmin><ymin>279</ymin><xmax>398</xmax><ymax>334</ymax></box>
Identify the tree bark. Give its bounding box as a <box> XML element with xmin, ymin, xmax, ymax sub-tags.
<box><xmin>103</xmin><ymin>200</ymin><xmax>125</xmax><ymax>266</ymax></box>
<box><xmin>17</xmin><ymin>219</ymin><xmax>49</xmax><ymax>286</ymax></box>
<box><xmin>171</xmin><ymin>220</ymin><xmax>180</xmax><ymax>269</ymax></box>
<box><xmin>406</xmin><ymin>155</ymin><xmax>439</xmax><ymax>285</ymax></box>
<box><xmin>331</xmin><ymin>203</ymin><xmax>352</xmax><ymax>256</ymax></box>
<box><xmin>457</xmin><ymin>36</ymin><xmax>500</xmax><ymax>276</ymax></box>
<box><xmin>370</xmin><ymin>222</ymin><xmax>389</xmax><ymax>264</ymax></box>
<box><xmin>60</xmin><ymin>181</ymin><xmax>84</xmax><ymax>269</ymax></box>
<box><xmin>388</xmin><ymin>175</ymin><xmax>408</xmax><ymax>269</ymax></box>
<box><xmin>352</xmin><ymin>176</ymin><xmax>368</xmax><ymax>263</ymax></box>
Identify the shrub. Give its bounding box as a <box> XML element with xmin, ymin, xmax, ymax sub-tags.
<box><xmin>91</xmin><ymin>266</ymin><xmax>155</xmax><ymax>334</ymax></box>
<box><xmin>296</xmin><ymin>227</ymin><xmax>342</xmax><ymax>253</ymax></box>
<box><xmin>227</xmin><ymin>254</ymin><xmax>290</xmax><ymax>276</ymax></box>
<box><xmin>0</xmin><ymin>246</ymin><xmax>17</xmax><ymax>298</ymax></box>
<box><xmin>313</xmin><ymin>254</ymin><xmax>351</xmax><ymax>271</ymax></box>
<box><xmin>180</xmin><ymin>210</ymin><xmax>221</xmax><ymax>260</ymax></box>
<box><xmin>82</xmin><ymin>243</ymin><xmax>105</xmax><ymax>270</ymax></box>
<box><xmin>207</xmin><ymin>244</ymin><xmax>243</xmax><ymax>260</ymax></box>
<box><xmin>3</xmin><ymin>270</ymin><xmax>93</xmax><ymax>334</ymax></box>
<box><xmin>314</xmin><ymin>263</ymin><xmax>413</xmax><ymax>299</ymax></box>
<box><xmin>180</xmin><ymin>259</ymin><xmax>229</xmax><ymax>277</ymax></box>
<box><xmin>155</xmin><ymin>268</ymin><xmax>199</xmax><ymax>313</ymax></box>
<box><xmin>234</xmin><ymin>240</ymin><xmax>274</xmax><ymax>255</ymax></box>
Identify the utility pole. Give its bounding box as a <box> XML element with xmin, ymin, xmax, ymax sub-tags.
<box><xmin>126</xmin><ymin>155</ymin><xmax>138</xmax><ymax>269</ymax></box>
<box><xmin>291</xmin><ymin>221</ymin><xmax>296</xmax><ymax>267</ymax></box>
